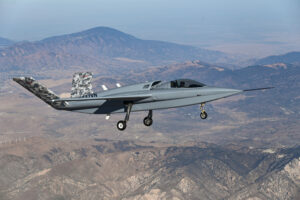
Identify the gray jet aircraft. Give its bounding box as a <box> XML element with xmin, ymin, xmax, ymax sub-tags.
<box><xmin>13</xmin><ymin>72</ymin><xmax>273</xmax><ymax>131</ymax></box>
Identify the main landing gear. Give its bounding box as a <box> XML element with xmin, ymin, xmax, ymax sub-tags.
<box><xmin>117</xmin><ymin>103</ymin><xmax>132</xmax><ymax>131</ymax></box>
<box><xmin>143</xmin><ymin>110</ymin><xmax>153</xmax><ymax>127</ymax></box>
<box><xmin>117</xmin><ymin>106</ymin><xmax>154</xmax><ymax>131</ymax></box>
<box><xmin>116</xmin><ymin>103</ymin><xmax>207</xmax><ymax>130</ymax></box>
<box><xmin>200</xmin><ymin>103</ymin><xmax>208</xmax><ymax>119</ymax></box>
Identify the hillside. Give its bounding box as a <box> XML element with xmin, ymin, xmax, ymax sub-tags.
<box><xmin>0</xmin><ymin>27</ymin><xmax>233</xmax><ymax>72</ymax></box>
<box><xmin>255</xmin><ymin>51</ymin><xmax>300</xmax><ymax>65</ymax></box>
<box><xmin>0</xmin><ymin>138</ymin><xmax>299</xmax><ymax>200</ymax></box>
<box><xmin>0</xmin><ymin>37</ymin><xmax>14</xmax><ymax>48</ymax></box>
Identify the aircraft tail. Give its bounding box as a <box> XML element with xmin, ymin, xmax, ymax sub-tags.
<box><xmin>71</xmin><ymin>72</ymin><xmax>93</xmax><ymax>97</ymax></box>
<box><xmin>13</xmin><ymin>77</ymin><xmax>60</xmax><ymax>108</ymax></box>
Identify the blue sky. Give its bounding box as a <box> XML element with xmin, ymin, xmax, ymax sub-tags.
<box><xmin>0</xmin><ymin>0</ymin><xmax>299</xmax><ymax>57</ymax></box>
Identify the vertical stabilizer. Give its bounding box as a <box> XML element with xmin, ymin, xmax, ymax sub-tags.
<box><xmin>71</xmin><ymin>72</ymin><xmax>93</xmax><ymax>97</ymax></box>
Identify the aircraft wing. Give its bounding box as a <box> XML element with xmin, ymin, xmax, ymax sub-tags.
<box><xmin>52</xmin><ymin>94</ymin><xmax>152</xmax><ymax>102</ymax></box>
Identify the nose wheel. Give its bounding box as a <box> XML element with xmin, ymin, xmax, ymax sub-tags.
<box><xmin>143</xmin><ymin>110</ymin><xmax>153</xmax><ymax>126</ymax></box>
<box><xmin>200</xmin><ymin>111</ymin><xmax>208</xmax><ymax>119</ymax></box>
<box><xmin>200</xmin><ymin>103</ymin><xmax>208</xmax><ymax>119</ymax></box>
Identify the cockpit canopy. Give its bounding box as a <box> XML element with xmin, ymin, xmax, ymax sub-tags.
<box><xmin>152</xmin><ymin>79</ymin><xmax>206</xmax><ymax>89</ymax></box>
<box><xmin>170</xmin><ymin>79</ymin><xmax>206</xmax><ymax>88</ymax></box>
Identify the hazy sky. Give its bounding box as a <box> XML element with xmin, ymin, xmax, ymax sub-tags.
<box><xmin>0</xmin><ymin>0</ymin><xmax>300</xmax><ymax>56</ymax></box>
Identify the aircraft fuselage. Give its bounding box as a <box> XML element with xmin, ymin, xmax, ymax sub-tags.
<box><xmin>13</xmin><ymin>76</ymin><xmax>272</xmax><ymax>131</ymax></box>
<box><xmin>61</xmin><ymin>82</ymin><xmax>241</xmax><ymax>114</ymax></box>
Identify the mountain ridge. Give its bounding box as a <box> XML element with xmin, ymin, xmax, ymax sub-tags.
<box><xmin>0</xmin><ymin>37</ymin><xmax>14</xmax><ymax>48</ymax></box>
<box><xmin>255</xmin><ymin>51</ymin><xmax>300</xmax><ymax>65</ymax></box>
<box><xmin>0</xmin><ymin>26</ymin><xmax>233</xmax><ymax>72</ymax></box>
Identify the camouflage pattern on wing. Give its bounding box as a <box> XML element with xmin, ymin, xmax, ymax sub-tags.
<box><xmin>13</xmin><ymin>77</ymin><xmax>60</xmax><ymax>107</ymax></box>
<box><xmin>71</xmin><ymin>72</ymin><xmax>94</xmax><ymax>97</ymax></box>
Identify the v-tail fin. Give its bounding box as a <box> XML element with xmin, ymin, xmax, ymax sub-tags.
<box><xmin>13</xmin><ymin>77</ymin><xmax>60</xmax><ymax>108</ymax></box>
<box><xmin>71</xmin><ymin>72</ymin><xmax>94</xmax><ymax>97</ymax></box>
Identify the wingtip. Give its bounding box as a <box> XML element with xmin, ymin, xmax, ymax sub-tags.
<box><xmin>12</xmin><ymin>77</ymin><xmax>35</xmax><ymax>82</ymax></box>
<box><xmin>13</xmin><ymin>77</ymin><xmax>23</xmax><ymax>81</ymax></box>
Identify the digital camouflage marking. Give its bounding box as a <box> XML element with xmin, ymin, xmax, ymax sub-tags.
<box><xmin>71</xmin><ymin>72</ymin><xmax>94</xmax><ymax>98</ymax></box>
<box><xmin>13</xmin><ymin>77</ymin><xmax>59</xmax><ymax>107</ymax></box>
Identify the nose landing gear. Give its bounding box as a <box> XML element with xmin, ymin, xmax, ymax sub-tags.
<box><xmin>143</xmin><ymin>110</ymin><xmax>153</xmax><ymax>126</ymax></box>
<box><xmin>200</xmin><ymin>103</ymin><xmax>208</xmax><ymax>119</ymax></box>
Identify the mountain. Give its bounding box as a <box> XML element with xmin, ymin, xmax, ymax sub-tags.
<box><xmin>98</xmin><ymin>60</ymin><xmax>232</xmax><ymax>85</ymax></box>
<box><xmin>1</xmin><ymin>138</ymin><xmax>299</xmax><ymax>200</ymax></box>
<box><xmin>0</xmin><ymin>27</ymin><xmax>233</xmax><ymax>72</ymax></box>
<box><xmin>255</xmin><ymin>51</ymin><xmax>300</xmax><ymax>65</ymax></box>
<box><xmin>0</xmin><ymin>37</ymin><xmax>14</xmax><ymax>48</ymax></box>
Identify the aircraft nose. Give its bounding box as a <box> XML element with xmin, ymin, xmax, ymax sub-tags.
<box><xmin>210</xmin><ymin>87</ymin><xmax>242</xmax><ymax>95</ymax></box>
<box><xmin>221</xmin><ymin>88</ymin><xmax>242</xmax><ymax>93</ymax></box>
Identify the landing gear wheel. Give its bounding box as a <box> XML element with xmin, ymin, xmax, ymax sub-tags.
<box><xmin>143</xmin><ymin>117</ymin><xmax>153</xmax><ymax>126</ymax></box>
<box><xmin>200</xmin><ymin>111</ymin><xmax>208</xmax><ymax>119</ymax></box>
<box><xmin>117</xmin><ymin>120</ymin><xmax>127</xmax><ymax>131</ymax></box>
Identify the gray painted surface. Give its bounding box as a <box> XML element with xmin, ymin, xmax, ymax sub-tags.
<box><xmin>13</xmin><ymin>74</ymin><xmax>268</xmax><ymax>116</ymax></box>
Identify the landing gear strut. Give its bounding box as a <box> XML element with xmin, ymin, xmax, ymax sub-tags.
<box><xmin>117</xmin><ymin>103</ymin><xmax>132</xmax><ymax>131</ymax></box>
<box><xmin>200</xmin><ymin>103</ymin><xmax>208</xmax><ymax>119</ymax></box>
<box><xmin>143</xmin><ymin>110</ymin><xmax>153</xmax><ymax>126</ymax></box>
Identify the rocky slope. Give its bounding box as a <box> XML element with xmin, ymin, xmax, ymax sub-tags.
<box><xmin>0</xmin><ymin>138</ymin><xmax>299</xmax><ymax>200</ymax></box>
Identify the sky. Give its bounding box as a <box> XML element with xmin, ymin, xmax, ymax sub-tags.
<box><xmin>0</xmin><ymin>0</ymin><xmax>300</xmax><ymax>57</ymax></box>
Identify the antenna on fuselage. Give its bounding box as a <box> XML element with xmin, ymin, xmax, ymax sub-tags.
<box><xmin>101</xmin><ymin>85</ymin><xmax>108</xmax><ymax>91</ymax></box>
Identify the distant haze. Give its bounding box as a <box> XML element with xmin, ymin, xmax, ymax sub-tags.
<box><xmin>0</xmin><ymin>0</ymin><xmax>300</xmax><ymax>57</ymax></box>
